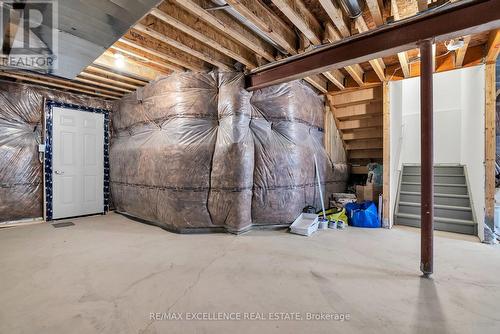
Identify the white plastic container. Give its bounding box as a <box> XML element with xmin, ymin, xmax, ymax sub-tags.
<box><xmin>290</xmin><ymin>213</ymin><xmax>319</xmax><ymax>236</ymax></box>
<box><xmin>318</xmin><ymin>218</ymin><xmax>329</xmax><ymax>230</ymax></box>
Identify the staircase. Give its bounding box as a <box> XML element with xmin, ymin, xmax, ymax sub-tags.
<box><xmin>395</xmin><ymin>165</ymin><xmax>477</xmax><ymax>235</ymax></box>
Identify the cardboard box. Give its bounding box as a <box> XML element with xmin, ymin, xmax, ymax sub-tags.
<box><xmin>356</xmin><ymin>184</ymin><xmax>382</xmax><ymax>202</ymax></box>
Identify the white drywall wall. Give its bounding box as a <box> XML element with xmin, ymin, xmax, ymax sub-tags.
<box><xmin>389</xmin><ymin>65</ymin><xmax>485</xmax><ymax>239</ymax></box>
<box><xmin>389</xmin><ymin>81</ymin><xmax>403</xmax><ymax>228</ymax></box>
<box><xmin>460</xmin><ymin>66</ymin><xmax>485</xmax><ymax>240</ymax></box>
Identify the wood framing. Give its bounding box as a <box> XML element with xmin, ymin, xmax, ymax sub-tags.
<box><xmin>0</xmin><ymin>71</ymin><xmax>121</xmax><ymax>99</ymax></box>
<box><xmin>94</xmin><ymin>51</ymin><xmax>166</xmax><ymax>81</ymax></box>
<box><xmin>455</xmin><ymin>35</ymin><xmax>471</xmax><ymax>67</ymax></box>
<box><xmin>152</xmin><ymin>1</ymin><xmax>258</xmax><ymax>68</ymax></box>
<box><xmin>485</xmin><ymin>63</ymin><xmax>496</xmax><ymax>231</ymax></box>
<box><xmin>74</xmin><ymin>77</ymin><xmax>134</xmax><ymax>93</ymax></box>
<box><xmin>366</xmin><ymin>0</ymin><xmax>384</xmax><ymax>26</ymax></box>
<box><xmin>270</xmin><ymin>0</ymin><xmax>323</xmax><ymax>45</ymax></box>
<box><xmin>342</xmin><ymin>128</ymin><xmax>382</xmax><ymax>140</ymax></box>
<box><xmin>323</xmin><ymin>22</ymin><xmax>365</xmax><ymax>86</ymax></box>
<box><xmin>135</xmin><ymin>19</ymin><xmax>234</xmax><ymax>70</ymax></box>
<box><xmin>318</xmin><ymin>0</ymin><xmax>350</xmax><ymax>38</ymax></box>
<box><xmin>123</xmin><ymin>30</ymin><xmax>208</xmax><ymax>71</ymax></box>
<box><xmin>174</xmin><ymin>0</ymin><xmax>276</xmax><ymax>62</ymax></box>
<box><xmin>247</xmin><ymin>0</ymin><xmax>500</xmax><ymax>90</ymax></box>
<box><xmin>225</xmin><ymin>0</ymin><xmax>296</xmax><ymax>55</ymax></box>
<box><xmin>86</xmin><ymin>66</ymin><xmax>148</xmax><ymax>86</ymax></box>
<box><xmin>486</xmin><ymin>29</ymin><xmax>500</xmax><ymax>63</ymax></box>
<box><xmin>354</xmin><ymin>17</ymin><xmax>386</xmax><ymax>81</ymax></box>
<box><xmin>111</xmin><ymin>44</ymin><xmax>185</xmax><ymax>72</ymax></box>
<box><xmin>382</xmin><ymin>81</ymin><xmax>391</xmax><ymax>228</ymax></box>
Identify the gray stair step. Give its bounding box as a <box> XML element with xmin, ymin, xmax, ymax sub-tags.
<box><xmin>399</xmin><ymin>191</ymin><xmax>471</xmax><ymax>207</ymax></box>
<box><xmin>401</xmin><ymin>173</ymin><xmax>466</xmax><ymax>185</ymax></box>
<box><xmin>398</xmin><ymin>202</ymin><xmax>473</xmax><ymax>221</ymax></box>
<box><xmin>395</xmin><ymin>213</ymin><xmax>477</xmax><ymax>235</ymax></box>
<box><xmin>400</xmin><ymin>182</ymin><xmax>469</xmax><ymax>195</ymax></box>
<box><xmin>403</xmin><ymin>165</ymin><xmax>464</xmax><ymax>175</ymax></box>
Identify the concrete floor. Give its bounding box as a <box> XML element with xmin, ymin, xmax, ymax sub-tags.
<box><xmin>0</xmin><ymin>213</ymin><xmax>499</xmax><ymax>334</ymax></box>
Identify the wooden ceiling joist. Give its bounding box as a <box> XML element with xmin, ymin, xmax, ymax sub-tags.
<box><xmin>270</xmin><ymin>0</ymin><xmax>323</xmax><ymax>45</ymax></box>
<box><xmin>355</xmin><ymin>17</ymin><xmax>386</xmax><ymax>81</ymax></box>
<box><xmin>486</xmin><ymin>29</ymin><xmax>500</xmax><ymax>63</ymax></box>
<box><xmin>397</xmin><ymin>51</ymin><xmax>411</xmax><ymax>77</ymax></box>
<box><xmin>358</xmin><ymin>44</ymin><xmax>485</xmax><ymax>84</ymax></box>
<box><xmin>123</xmin><ymin>30</ymin><xmax>208</xmax><ymax>72</ymax></box>
<box><xmin>74</xmin><ymin>76</ymin><xmax>134</xmax><ymax>93</ymax></box>
<box><xmin>79</xmin><ymin>72</ymin><xmax>140</xmax><ymax>91</ymax></box>
<box><xmin>135</xmin><ymin>19</ymin><xmax>233</xmax><ymax>70</ymax></box>
<box><xmin>323</xmin><ymin>16</ymin><xmax>364</xmax><ymax>86</ymax></box>
<box><xmin>152</xmin><ymin>1</ymin><xmax>258</xmax><ymax>69</ymax></box>
<box><xmin>324</xmin><ymin>70</ymin><xmax>345</xmax><ymax>90</ymax></box>
<box><xmin>304</xmin><ymin>75</ymin><xmax>328</xmax><ymax>93</ymax></box>
<box><xmin>173</xmin><ymin>0</ymin><xmax>276</xmax><ymax>62</ymax></box>
<box><xmin>455</xmin><ymin>35</ymin><xmax>471</xmax><ymax>67</ymax></box>
<box><xmin>246</xmin><ymin>0</ymin><xmax>500</xmax><ymax>90</ymax></box>
<box><xmin>225</xmin><ymin>0</ymin><xmax>297</xmax><ymax>55</ymax></box>
<box><xmin>86</xmin><ymin>66</ymin><xmax>148</xmax><ymax>86</ymax></box>
<box><xmin>110</xmin><ymin>44</ymin><xmax>185</xmax><ymax>73</ymax></box>
<box><xmin>318</xmin><ymin>0</ymin><xmax>350</xmax><ymax>38</ymax></box>
<box><xmin>0</xmin><ymin>71</ymin><xmax>121</xmax><ymax>100</ymax></box>
<box><xmin>264</xmin><ymin>0</ymin><xmax>344</xmax><ymax>89</ymax></box>
<box><xmin>223</xmin><ymin>0</ymin><xmax>331</xmax><ymax>92</ymax></box>
<box><xmin>391</xmin><ymin>0</ymin><xmax>413</xmax><ymax>78</ymax></box>
<box><xmin>366</xmin><ymin>0</ymin><xmax>384</xmax><ymax>26</ymax></box>
<box><xmin>94</xmin><ymin>51</ymin><xmax>167</xmax><ymax>82</ymax></box>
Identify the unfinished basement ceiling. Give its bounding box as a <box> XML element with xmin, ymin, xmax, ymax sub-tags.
<box><xmin>0</xmin><ymin>0</ymin><xmax>498</xmax><ymax>100</ymax></box>
<box><xmin>55</xmin><ymin>0</ymin><xmax>163</xmax><ymax>78</ymax></box>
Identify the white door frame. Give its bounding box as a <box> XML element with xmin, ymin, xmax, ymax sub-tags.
<box><xmin>44</xmin><ymin>101</ymin><xmax>110</xmax><ymax>221</ymax></box>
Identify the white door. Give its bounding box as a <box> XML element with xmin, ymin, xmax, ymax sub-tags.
<box><xmin>52</xmin><ymin>107</ymin><xmax>104</xmax><ymax>219</ymax></box>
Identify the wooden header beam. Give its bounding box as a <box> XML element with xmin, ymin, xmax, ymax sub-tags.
<box><xmin>246</xmin><ymin>0</ymin><xmax>500</xmax><ymax>90</ymax></box>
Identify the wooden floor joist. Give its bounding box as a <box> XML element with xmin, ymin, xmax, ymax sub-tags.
<box><xmin>123</xmin><ymin>30</ymin><xmax>208</xmax><ymax>71</ymax></box>
<box><xmin>74</xmin><ymin>77</ymin><xmax>135</xmax><ymax>93</ymax></box>
<box><xmin>174</xmin><ymin>0</ymin><xmax>276</xmax><ymax>62</ymax></box>
<box><xmin>86</xmin><ymin>66</ymin><xmax>148</xmax><ymax>86</ymax></box>
<box><xmin>136</xmin><ymin>17</ymin><xmax>234</xmax><ymax>70</ymax></box>
<box><xmin>0</xmin><ymin>72</ymin><xmax>121</xmax><ymax>99</ymax></box>
<box><xmin>80</xmin><ymin>71</ymin><xmax>143</xmax><ymax>91</ymax></box>
<box><xmin>111</xmin><ymin>44</ymin><xmax>185</xmax><ymax>72</ymax></box>
<box><xmin>152</xmin><ymin>2</ymin><xmax>258</xmax><ymax>69</ymax></box>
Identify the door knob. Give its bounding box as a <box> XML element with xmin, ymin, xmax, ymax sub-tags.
<box><xmin>54</xmin><ymin>170</ymin><xmax>65</xmax><ymax>175</ymax></box>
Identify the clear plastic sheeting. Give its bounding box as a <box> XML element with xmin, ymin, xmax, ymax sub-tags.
<box><xmin>0</xmin><ymin>81</ymin><xmax>113</xmax><ymax>223</ymax></box>
<box><xmin>111</xmin><ymin>73</ymin><xmax>219</xmax><ymax>231</ymax></box>
<box><xmin>111</xmin><ymin>71</ymin><xmax>348</xmax><ymax>233</ymax></box>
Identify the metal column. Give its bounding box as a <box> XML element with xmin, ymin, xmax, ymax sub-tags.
<box><xmin>419</xmin><ymin>39</ymin><xmax>434</xmax><ymax>277</ymax></box>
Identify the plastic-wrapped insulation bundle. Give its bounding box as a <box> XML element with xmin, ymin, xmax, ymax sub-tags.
<box><xmin>110</xmin><ymin>71</ymin><xmax>348</xmax><ymax>233</ymax></box>
<box><xmin>110</xmin><ymin>73</ymin><xmax>219</xmax><ymax>231</ymax></box>
<box><xmin>0</xmin><ymin>84</ymin><xmax>44</xmax><ymax>222</ymax></box>
<box><xmin>0</xmin><ymin>82</ymin><xmax>113</xmax><ymax>223</ymax></box>
<box><xmin>250</xmin><ymin>80</ymin><xmax>342</xmax><ymax>225</ymax></box>
<box><xmin>208</xmin><ymin>72</ymin><xmax>254</xmax><ymax>232</ymax></box>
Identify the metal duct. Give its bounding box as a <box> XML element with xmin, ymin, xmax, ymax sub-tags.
<box><xmin>336</xmin><ymin>0</ymin><xmax>364</xmax><ymax>19</ymax></box>
<box><xmin>211</xmin><ymin>0</ymin><xmax>289</xmax><ymax>55</ymax></box>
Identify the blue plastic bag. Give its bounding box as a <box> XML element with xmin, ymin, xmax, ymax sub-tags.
<box><xmin>345</xmin><ymin>201</ymin><xmax>380</xmax><ymax>228</ymax></box>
